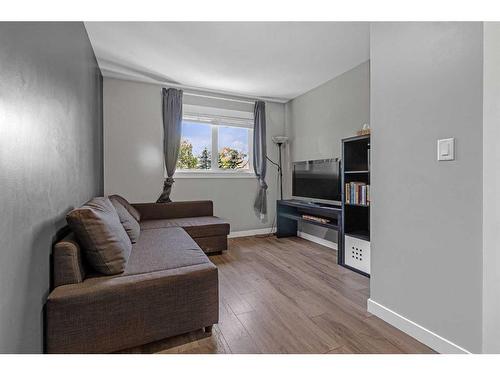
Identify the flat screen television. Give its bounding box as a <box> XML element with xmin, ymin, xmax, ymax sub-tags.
<box><xmin>292</xmin><ymin>158</ymin><xmax>341</xmax><ymax>204</ymax></box>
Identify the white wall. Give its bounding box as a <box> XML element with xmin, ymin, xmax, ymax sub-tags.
<box><xmin>482</xmin><ymin>22</ymin><xmax>500</xmax><ymax>353</ymax></box>
<box><xmin>370</xmin><ymin>22</ymin><xmax>483</xmax><ymax>353</ymax></box>
<box><xmin>103</xmin><ymin>77</ymin><xmax>285</xmax><ymax>232</ymax></box>
<box><xmin>284</xmin><ymin>61</ymin><xmax>370</xmax><ymax>243</ymax></box>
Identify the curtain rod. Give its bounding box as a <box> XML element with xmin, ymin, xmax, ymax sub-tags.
<box><xmin>183</xmin><ymin>91</ymin><xmax>255</xmax><ymax>105</ymax></box>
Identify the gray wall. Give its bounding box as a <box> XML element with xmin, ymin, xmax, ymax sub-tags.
<box><xmin>0</xmin><ymin>23</ymin><xmax>103</xmax><ymax>353</ymax></box>
<box><xmin>370</xmin><ymin>22</ymin><xmax>483</xmax><ymax>353</ymax></box>
<box><xmin>482</xmin><ymin>22</ymin><xmax>500</xmax><ymax>353</ymax></box>
<box><xmin>103</xmin><ymin>78</ymin><xmax>285</xmax><ymax>232</ymax></box>
<box><xmin>284</xmin><ymin>61</ymin><xmax>370</xmax><ymax>243</ymax></box>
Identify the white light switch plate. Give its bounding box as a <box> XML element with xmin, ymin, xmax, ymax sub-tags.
<box><xmin>437</xmin><ymin>138</ymin><xmax>455</xmax><ymax>161</ymax></box>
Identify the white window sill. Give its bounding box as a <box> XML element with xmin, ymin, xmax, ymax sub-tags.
<box><xmin>174</xmin><ymin>171</ymin><xmax>256</xmax><ymax>179</ymax></box>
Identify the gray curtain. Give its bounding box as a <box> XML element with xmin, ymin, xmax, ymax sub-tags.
<box><xmin>157</xmin><ymin>88</ymin><xmax>183</xmax><ymax>203</ymax></box>
<box><xmin>253</xmin><ymin>101</ymin><xmax>268</xmax><ymax>220</ymax></box>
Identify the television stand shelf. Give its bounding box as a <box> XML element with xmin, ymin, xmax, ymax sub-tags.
<box><xmin>276</xmin><ymin>200</ymin><xmax>343</xmax><ymax>259</ymax></box>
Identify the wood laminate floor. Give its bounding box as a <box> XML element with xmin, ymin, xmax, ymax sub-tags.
<box><xmin>120</xmin><ymin>236</ymin><xmax>435</xmax><ymax>354</ymax></box>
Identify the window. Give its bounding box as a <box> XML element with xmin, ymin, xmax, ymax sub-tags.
<box><xmin>218</xmin><ymin>126</ymin><xmax>250</xmax><ymax>170</ymax></box>
<box><xmin>177</xmin><ymin>121</ymin><xmax>212</xmax><ymax>170</ymax></box>
<box><xmin>176</xmin><ymin>104</ymin><xmax>254</xmax><ymax>175</ymax></box>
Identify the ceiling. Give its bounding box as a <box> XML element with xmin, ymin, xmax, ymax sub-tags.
<box><xmin>85</xmin><ymin>22</ymin><xmax>370</xmax><ymax>102</ymax></box>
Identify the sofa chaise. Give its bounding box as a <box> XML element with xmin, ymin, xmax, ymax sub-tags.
<box><xmin>134</xmin><ymin>200</ymin><xmax>229</xmax><ymax>255</ymax></box>
<box><xmin>45</xmin><ymin>198</ymin><xmax>229</xmax><ymax>354</ymax></box>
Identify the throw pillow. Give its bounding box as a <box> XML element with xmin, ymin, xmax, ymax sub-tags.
<box><xmin>110</xmin><ymin>198</ymin><xmax>141</xmax><ymax>243</ymax></box>
<box><xmin>108</xmin><ymin>194</ymin><xmax>141</xmax><ymax>222</ymax></box>
<box><xmin>67</xmin><ymin>197</ymin><xmax>132</xmax><ymax>275</ymax></box>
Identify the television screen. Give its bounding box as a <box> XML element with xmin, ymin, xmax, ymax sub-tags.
<box><xmin>292</xmin><ymin>159</ymin><xmax>340</xmax><ymax>203</ymax></box>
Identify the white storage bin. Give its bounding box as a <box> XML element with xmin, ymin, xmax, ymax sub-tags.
<box><xmin>344</xmin><ymin>235</ymin><xmax>370</xmax><ymax>274</ymax></box>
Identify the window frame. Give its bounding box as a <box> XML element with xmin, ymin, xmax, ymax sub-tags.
<box><xmin>175</xmin><ymin>105</ymin><xmax>255</xmax><ymax>178</ymax></box>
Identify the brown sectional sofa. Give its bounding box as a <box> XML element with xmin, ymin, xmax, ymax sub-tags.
<box><xmin>45</xmin><ymin>200</ymin><xmax>229</xmax><ymax>353</ymax></box>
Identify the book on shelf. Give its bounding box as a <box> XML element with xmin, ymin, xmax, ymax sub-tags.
<box><xmin>345</xmin><ymin>182</ymin><xmax>370</xmax><ymax>206</ymax></box>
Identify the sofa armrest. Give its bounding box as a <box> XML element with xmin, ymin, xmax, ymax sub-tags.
<box><xmin>132</xmin><ymin>200</ymin><xmax>213</xmax><ymax>220</ymax></box>
<box><xmin>46</xmin><ymin>263</ymin><xmax>218</xmax><ymax>353</ymax></box>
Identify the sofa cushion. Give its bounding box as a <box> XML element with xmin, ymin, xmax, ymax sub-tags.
<box><xmin>66</xmin><ymin>197</ymin><xmax>132</xmax><ymax>275</ymax></box>
<box><xmin>139</xmin><ymin>216</ymin><xmax>230</xmax><ymax>238</ymax></box>
<box><xmin>124</xmin><ymin>227</ymin><xmax>210</xmax><ymax>276</ymax></box>
<box><xmin>110</xmin><ymin>198</ymin><xmax>140</xmax><ymax>243</ymax></box>
<box><xmin>109</xmin><ymin>194</ymin><xmax>141</xmax><ymax>222</ymax></box>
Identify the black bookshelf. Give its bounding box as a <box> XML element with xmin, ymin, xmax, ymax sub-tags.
<box><xmin>340</xmin><ymin>134</ymin><xmax>371</xmax><ymax>277</ymax></box>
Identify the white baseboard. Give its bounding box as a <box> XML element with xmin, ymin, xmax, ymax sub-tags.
<box><xmin>367</xmin><ymin>299</ymin><xmax>471</xmax><ymax>354</ymax></box>
<box><xmin>228</xmin><ymin>228</ymin><xmax>274</xmax><ymax>238</ymax></box>
<box><xmin>297</xmin><ymin>231</ymin><xmax>338</xmax><ymax>250</ymax></box>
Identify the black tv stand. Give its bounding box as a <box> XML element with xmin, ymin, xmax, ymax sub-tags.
<box><xmin>276</xmin><ymin>199</ymin><xmax>343</xmax><ymax>259</ymax></box>
<box><xmin>290</xmin><ymin>200</ymin><xmax>340</xmax><ymax>209</ymax></box>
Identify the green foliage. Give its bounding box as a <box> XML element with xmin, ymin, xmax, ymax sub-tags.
<box><xmin>177</xmin><ymin>139</ymin><xmax>198</xmax><ymax>169</ymax></box>
<box><xmin>177</xmin><ymin>141</ymin><xmax>247</xmax><ymax>170</ymax></box>
<box><xmin>218</xmin><ymin>147</ymin><xmax>247</xmax><ymax>169</ymax></box>
<box><xmin>198</xmin><ymin>147</ymin><xmax>211</xmax><ymax>170</ymax></box>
